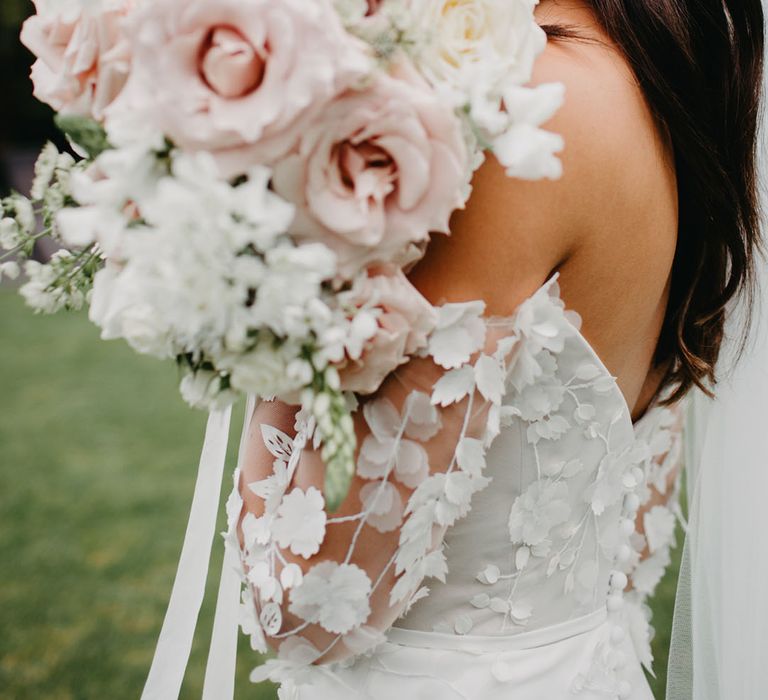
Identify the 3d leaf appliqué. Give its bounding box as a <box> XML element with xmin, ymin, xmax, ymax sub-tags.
<box><xmin>363</xmin><ymin>398</ymin><xmax>401</xmax><ymax>442</ymax></box>
<box><xmin>261</xmin><ymin>423</ymin><xmax>294</xmax><ymax>464</ymax></box>
<box><xmin>394</xmin><ymin>439</ymin><xmax>430</xmax><ymax>488</ymax></box>
<box><xmin>359</xmin><ymin>480</ymin><xmax>404</xmax><ymax>533</ymax></box>
<box><xmin>357</xmin><ymin>435</ymin><xmax>394</xmax><ymax>479</ymax></box>
<box><xmin>474</xmin><ymin>354</ymin><xmax>504</xmax><ymax>405</ymax></box>
<box><xmin>431</xmin><ymin>365</ymin><xmax>475</xmax><ymax>406</ymax></box>
<box><xmin>428</xmin><ymin>301</ymin><xmax>487</xmax><ymax>369</ymax></box>
<box><xmin>403</xmin><ymin>391</ymin><xmax>442</xmax><ymax>440</ymax></box>
<box><xmin>456</xmin><ymin>436</ymin><xmax>486</xmax><ymax>476</ymax></box>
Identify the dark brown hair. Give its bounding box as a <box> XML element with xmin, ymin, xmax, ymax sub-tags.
<box><xmin>545</xmin><ymin>1</ymin><xmax>765</xmax><ymax>403</ymax></box>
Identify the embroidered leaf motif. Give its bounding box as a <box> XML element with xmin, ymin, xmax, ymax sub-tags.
<box><xmin>593</xmin><ymin>375</ymin><xmax>617</xmax><ymax>394</ymax></box>
<box><xmin>456</xmin><ymin>437</ymin><xmax>486</xmax><ymax>476</ymax></box>
<box><xmin>404</xmin><ymin>391</ymin><xmax>443</xmax><ymax>440</ymax></box>
<box><xmin>477</xmin><ymin>564</ymin><xmax>501</xmax><ymax>584</ymax></box>
<box><xmin>261</xmin><ymin>424</ymin><xmax>294</xmax><ymax>462</ymax></box>
<box><xmin>363</xmin><ymin>398</ymin><xmax>401</xmax><ymax>442</ymax></box>
<box><xmin>238</xmin><ymin>590</ymin><xmax>267</xmax><ymax>653</ymax></box>
<box><xmin>401</xmin><ymin>586</ymin><xmax>430</xmax><ymax>616</ymax></box>
<box><xmin>454</xmin><ymin>614</ymin><xmax>474</xmax><ymax>635</ymax></box>
<box><xmin>509</xmin><ymin>601</ymin><xmax>533</xmax><ymax>623</ymax></box>
<box><xmin>475</xmin><ymin>354</ymin><xmax>504</xmax><ymax>405</ymax></box>
<box><xmin>470</xmin><ymin>593</ymin><xmax>491</xmax><ymax>608</ymax></box>
<box><xmin>359</xmin><ymin>480</ymin><xmax>404</xmax><ymax>533</ymax></box>
<box><xmin>546</xmin><ymin>554</ymin><xmax>560</xmax><ymax>577</ymax></box>
<box><xmin>575</xmin><ymin>363</ymin><xmax>602</xmax><ymax>381</ymax></box>
<box><xmin>422</xmin><ymin>548</ymin><xmax>448</xmax><ymax>582</ymax></box>
<box><xmin>489</xmin><ymin>597</ymin><xmax>509</xmax><ymax>614</ymax></box>
<box><xmin>575</xmin><ymin>403</ymin><xmax>596</xmax><ymax>422</ymax></box>
<box><xmin>357</xmin><ymin>435</ymin><xmax>394</xmax><ymax>480</ymax></box>
<box><xmin>394</xmin><ymin>439</ymin><xmax>430</xmax><ymax>488</ymax></box>
<box><xmin>515</xmin><ymin>545</ymin><xmax>531</xmax><ymax>570</ymax></box>
<box><xmin>431</xmin><ymin>365</ymin><xmax>475</xmax><ymax>406</ymax></box>
<box><xmin>260</xmin><ymin>601</ymin><xmax>283</xmax><ymax>636</ymax></box>
<box><xmin>428</xmin><ymin>301</ymin><xmax>487</xmax><ymax>369</ymax></box>
<box><xmin>280</xmin><ymin>563</ymin><xmax>303</xmax><ymax>590</ymax></box>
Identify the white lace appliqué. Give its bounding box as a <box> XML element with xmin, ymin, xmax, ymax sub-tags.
<box><xmin>224</xmin><ymin>292</ymin><xmax>520</xmax><ymax>686</ymax></box>
<box><xmin>222</xmin><ymin>277</ymin><xmax>684</xmax><ymax>696</ymax></box>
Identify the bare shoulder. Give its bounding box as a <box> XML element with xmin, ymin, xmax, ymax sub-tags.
<box><xmin>409</xmin><ymin>2</ymin><xmax>677</xmax><ymax>325</ymax></box>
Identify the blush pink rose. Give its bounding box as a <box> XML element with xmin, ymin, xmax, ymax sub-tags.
<box><xmin>20</xmin><ymin>0</ymin><xmax>133</xmax><ymax>119</ymax></box>
<box><xmin>109</xmin><ymin>0</ymin><xmax>371</xmax><ymax>177</ymax></box>
<box><xmin>272</xmin><ymin>60</ymin><xmax>468</xmax><ymax>279</ymax></box>
<box><xmin>338</xmin><ymin>264</ymin><xmax>438</xmax><ymax>394</ymax></box>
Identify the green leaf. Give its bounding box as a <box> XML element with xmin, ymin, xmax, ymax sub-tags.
<box><xmin>323</xmin><ymin>449</ymin><xmax>355</xmax><ymax>513</ymax></box>
<box><xmin>311</xmin><ymin>386</ymin><xmax>357</xmax><ymax>512</ymax></box>
<box><xmin>54</xmin><ymin>114</ymin><xmax>111</xmax><ymax>159</ymax></box>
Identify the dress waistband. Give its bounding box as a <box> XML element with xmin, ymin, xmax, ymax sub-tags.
<box><xmin>386</xmin><ymin>606</ymin><xmax>608</xmax><ymax>654</ymax></box>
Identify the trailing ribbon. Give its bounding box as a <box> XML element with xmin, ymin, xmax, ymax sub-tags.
<box><xmin>203</xmin><ymin>396</ymin><xmax>257</xmax><ymax>700</ymax></box>
<box><xmin>141</xmin><ymin>407</ymin><xmax>232</xmax><ymax>700</ymax></box>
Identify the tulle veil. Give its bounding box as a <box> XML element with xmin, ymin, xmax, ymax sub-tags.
<box><xmin>666</xmin><ymin>11</ymin><xmax>768</xmax><ymax>697</ymax></box>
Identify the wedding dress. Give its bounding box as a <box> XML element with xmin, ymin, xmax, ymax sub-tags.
<box><xmin>219</xmin><ymin>274</ymin><xmax>683</xmax><ymax>700</ymax></box>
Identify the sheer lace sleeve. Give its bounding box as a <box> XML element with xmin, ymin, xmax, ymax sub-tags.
<box><xmin>623</xmin><ymin>399</ymin><xmax>685</xmax><ymax>670</ymax></box>
<box><xmin>225</xmin><ymin>304</ymin><xmax>521</xmax><ymax>683</ymax></box>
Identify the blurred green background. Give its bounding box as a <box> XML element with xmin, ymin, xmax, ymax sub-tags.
<box><xmin>0</xmin><ymin>2</ymin><xmax>681</xmax><ymax>698</ymax></box>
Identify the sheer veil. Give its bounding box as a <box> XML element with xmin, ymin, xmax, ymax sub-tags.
<box><xmin>666</xmin><ymin>10</ymin><xmax>768</xmax><ymax>698</ymax></box>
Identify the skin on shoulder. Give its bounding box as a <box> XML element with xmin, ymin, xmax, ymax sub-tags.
<box><xmin>407</xmin><ymin>0</ymin><xmax>678</xmax><ymax>420</ymax></box>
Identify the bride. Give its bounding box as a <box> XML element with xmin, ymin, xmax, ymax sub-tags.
<box><xmin>222</xmin><ymin>1</ymin><xmax>766</xmax><ymax>698</ymax></box>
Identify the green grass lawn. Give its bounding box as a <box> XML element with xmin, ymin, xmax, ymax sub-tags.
<box><xmin>0</xmin><ymin>286</ymin><xmax>680</xmax><ymax>699</ymax></box>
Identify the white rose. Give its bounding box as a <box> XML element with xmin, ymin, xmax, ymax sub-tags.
<box><xmin>179</xmin><ymin>369</ymin><xmax>236</xmax><ymax>410</ymax></box>
<box><xmin>89</xmin><ymin>263</ymin><xmax>174</xmax><ymax>357</ymax></box>
<box><xmin>412</xmin><ymin>0</ymin><xmax>544</xmax><ymax>114</ymax></box>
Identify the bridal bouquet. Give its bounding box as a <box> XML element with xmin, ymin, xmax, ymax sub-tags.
<box><xmin>5</xmin><ymin>0</ymin><xmax>563</xmax><ymax>507</ymax></box>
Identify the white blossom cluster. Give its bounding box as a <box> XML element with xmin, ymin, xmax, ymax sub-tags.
<box><xmin>16</xmin><ymin>0</ymin><xmax>564</xmax><ymax>508</ymax></box>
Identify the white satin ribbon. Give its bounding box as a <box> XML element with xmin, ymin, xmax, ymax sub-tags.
<box><xmin>202</xmin><ymin>395</ymin><xmax>257</xmax><ymax>700</ymax></box>
<box><xmin>141</xmin><ymin>406</ymin><xmax>232</xmax><ymax>700</ymax></box>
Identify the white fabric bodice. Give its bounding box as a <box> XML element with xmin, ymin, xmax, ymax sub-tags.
<box><xmin>395</xmin><ymin>277</ymin><xmax>681</xmax><ymax>647</ymax></box>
